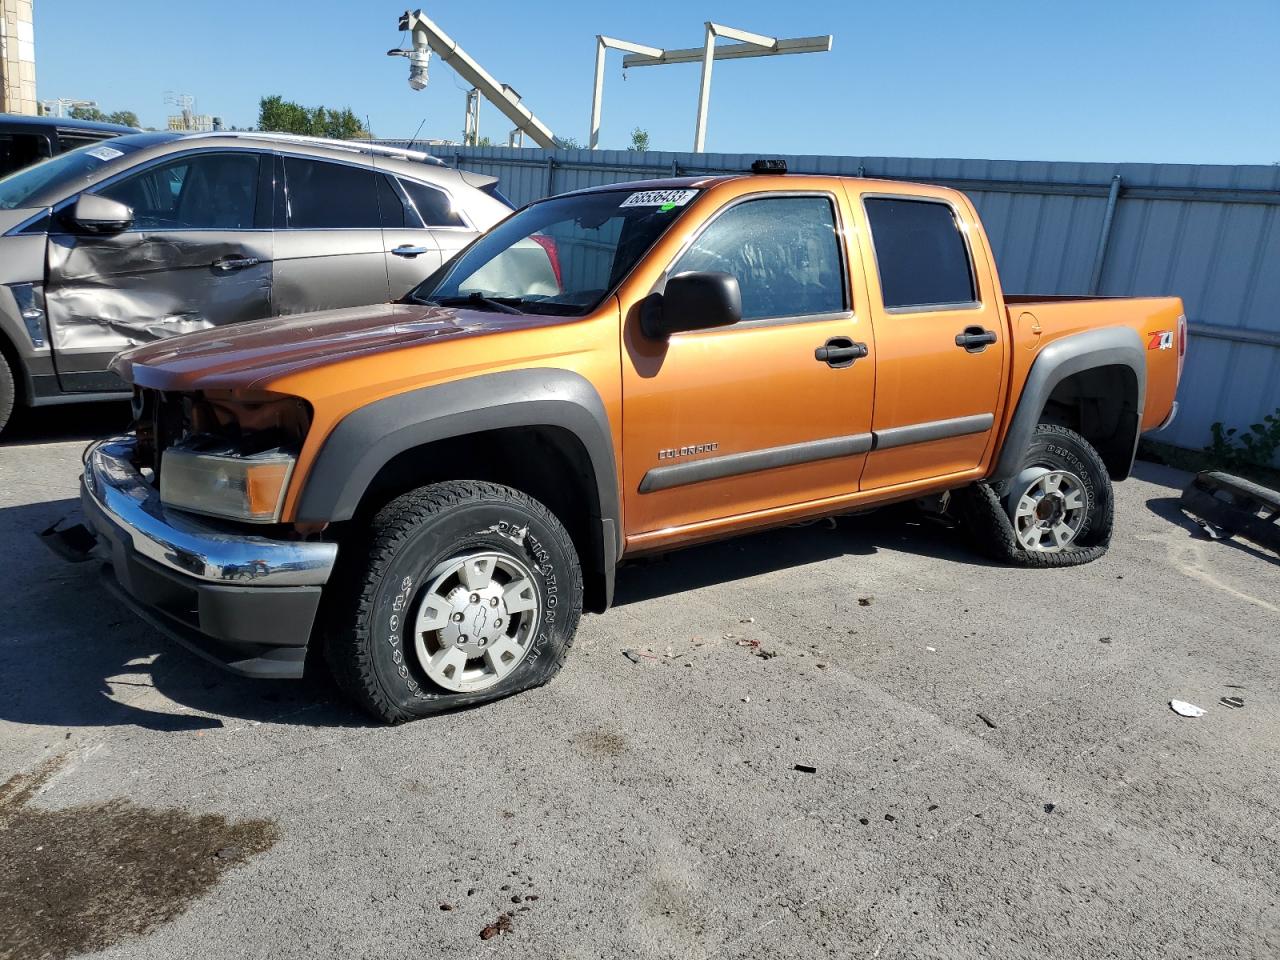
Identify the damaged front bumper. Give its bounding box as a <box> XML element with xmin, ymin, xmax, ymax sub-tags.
<box><xmin>56</xmin><ymin>436</ymin><xmax>338</xmax><ymax>679</ymax></box>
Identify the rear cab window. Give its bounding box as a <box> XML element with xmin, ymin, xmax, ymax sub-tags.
<box><xmin>863</xmin><ymin>196</ymin><xmax>977</xmax><ymax>310</ymax></box>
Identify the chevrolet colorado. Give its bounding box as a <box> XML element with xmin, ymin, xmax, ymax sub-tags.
<box><xmin>60</xmin><ymin>163</ymin><xmax>1186</xmax><ymax>722</ymax></box>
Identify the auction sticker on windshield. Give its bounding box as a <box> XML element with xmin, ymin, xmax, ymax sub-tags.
<box><xmin>620</xmin><ymin>189</ymin><xmax>698</xmax><ymax>208</ymax></box>
<box><xmin>86</xmin><ymin>145</ymin><xmax>124</xmax><ymax>162</ymax></box>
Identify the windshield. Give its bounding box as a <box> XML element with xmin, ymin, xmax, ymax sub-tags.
<box><xmin>0</xmin><ymin>138</ymin><xmax>145</xmax><ymax>210</ymax></box>
<box><xmin>409</xmin><ymin>187</ymin><xmax>702</xmax><ymax>316</ymax></box>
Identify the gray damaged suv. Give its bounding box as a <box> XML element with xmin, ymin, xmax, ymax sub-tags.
<box><xmin>0</xmin><ymin>132</ymin><xmax>512</xmax><ymax>434</ymax></box>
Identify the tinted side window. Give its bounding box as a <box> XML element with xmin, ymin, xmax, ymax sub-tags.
<box><xmin>864</xmin><ymin>198</ymin><xmax>976</xmax><ymax>309</ymax></box>
<box><xmin>377</xmin><ymin>175</ymin><xmax>406</xmax><ymax>228</ymax></box>
<box><xmin>284</xmin><ymin>157</ymin><xmax>380</xmax><ymax>229</ymax></box>
<box><xmin>98</xmin><ymin>153</ymin><xmax>260</xmax><ymax>230</ymax></box>
<box><xmin>0</xmin><ymin>133</ymin><xmax>51</xmax><ymax>177</ymax></box>
<box><xmin>400</xmin><ymin>178</ymin><xmax>466</xmax><ymax>228</ymax></box>
<box><xmin>56</xmin><ymin>133</ymin><xmax>110</xmax><ymax>154</ymax></box>
<box><xmin>671</xmin><ymin>195</ymin><xmax>845</xmax><ymax>322</ymax></box>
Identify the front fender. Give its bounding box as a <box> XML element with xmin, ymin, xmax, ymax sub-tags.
<box><xmin>294</xmin><ymin>366</ymin><xmax>620</xmax><ymax>542</ymax></box>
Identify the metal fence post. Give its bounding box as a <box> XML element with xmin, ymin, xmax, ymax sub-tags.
<box><xmin>1089</xmin><ymin>175</ymin><xmax>1123</xmax><ymax>294</ymax></box>
<box><xmin>545</xmin><ymin>156</ymin><xmax>557</xmax><ymax>197</ymax></box>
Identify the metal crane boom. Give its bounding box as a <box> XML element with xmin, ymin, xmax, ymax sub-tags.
<box><xmin>397</xmin><ymin>9</ymin><xmax>558</xmax><ymax>149</ymax></box>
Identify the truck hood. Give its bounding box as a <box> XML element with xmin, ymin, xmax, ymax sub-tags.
<box><xmin>112</xmin><ymin>302</ymin><xmax>575</xmax><ymax>392</ymax></box>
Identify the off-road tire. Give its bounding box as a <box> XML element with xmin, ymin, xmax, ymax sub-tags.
<box><xmin>325</xmin><ymin>480</ymin><xmax>583</xmax><ymax>723</ymax></box>
<box><xmin>0</xmin><ymin>350</ymin><xmax>15</xmax><ymax>438</ymax></box>
<box><xmin>955</xmin><ymin>424</ymin><xmax>1114</xmax><ymax>568</ymax></box>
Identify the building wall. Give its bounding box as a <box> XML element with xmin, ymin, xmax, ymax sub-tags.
<box><xmin>0</xmin><ymin>0</ymin><xmax>37</xmax><ymax>115</ymax></box>
<box><xmin>407</xmin><ymin>144</ymin><xmax>1280</xmax><ymax>460</ymax></box>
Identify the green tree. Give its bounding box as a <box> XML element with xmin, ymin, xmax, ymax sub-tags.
<box><xmin>258</xmin><ymin>96</ymin><xmax>370</xmax><ymax>139</ymax></box>
<box><xmin>106</xmin><ymin>110</ymin><xmax>140</xmax><ymax>128</ymax></box>
<box><xmin>555</xmin><ymin>135</ymin><xmax>582</xmax><ymax>149</ymax></box>
<box><xmin>628</xmin><ymin>127</ymin><xmax>650</xmax><ymax>152</ymax></box>
<box><xmin>68</xmin><ymin>105</ymin><xmax>107</xmax><ymax>123</ymax></box>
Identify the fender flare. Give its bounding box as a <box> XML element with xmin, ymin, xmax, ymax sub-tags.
<box><xmin>990</xmin><ymin>326</ymin><xmax>1146</xmax><ymax>485</ymax></box>
<box><xmin>295</xmin><ymin>368</ymin><xmax>621</xmax><ymax>600</ymax></box>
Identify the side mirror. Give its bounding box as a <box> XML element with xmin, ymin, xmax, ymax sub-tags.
<box><xmin>72</xmin><ymin>194</ymin><xmax>133</xmax><ymax>234</ymax></box>
<box><xmin>641</xmin><ymin>271</ymin><xmax>742</xmax><ymax>339</ymax></box>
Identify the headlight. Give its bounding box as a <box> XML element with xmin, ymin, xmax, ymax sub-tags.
<box><xmin>160</xmin><ymin>446</ymin><xmax>296</xmax><ymax>524</ymax></box>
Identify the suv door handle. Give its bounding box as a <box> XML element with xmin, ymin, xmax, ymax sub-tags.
<box><xmin>814</xmin><ymin>337</ymin><xmax>869</xmax><ymax>368</ymax></box>
<box><xmin>391</xmin><ymin>244</ymin><xmax>431</xmax><ymax>258</ymax></box>
<box><xmin>955</xmin><ymin>326</ymin><xmax>998</xmax><ymax>352</ymax></box>
<box><xmin>212</xmin><ymin>255</ymin><xmax>260</xmax><ymax>272</ymax></box>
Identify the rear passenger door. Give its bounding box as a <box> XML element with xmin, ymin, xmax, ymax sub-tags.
<box><xmin>380</xmin><ymin>176</ymin><xmax>458</xmax><ymax>299</ymax></box>
<box><xmin>273</xmin><ymin>156</ymin><xmax>391</xmax><ymax>313</ymax></box>
<box><xmin>852</xmin><ymin>190</ymin><xmax>1007</xmax><ymax>490</ymax></box>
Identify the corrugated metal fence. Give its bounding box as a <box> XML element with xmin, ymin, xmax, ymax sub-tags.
<box><xmin>400</xmin><ymin>143</ymin><xmax>1280</xmax><ymax>457</ymax></box>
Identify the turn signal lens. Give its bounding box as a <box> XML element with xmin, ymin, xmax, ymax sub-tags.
<box><xmin>160</xmin><ymin>448</ymin><xmax>295</xmax><ymax>523</ymax></box>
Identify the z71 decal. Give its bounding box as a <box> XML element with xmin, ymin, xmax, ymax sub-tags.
<box><xmin>1148</xmin><ymin>330</ymin><xmax>1174</xmax><ymax>351</ymax></box>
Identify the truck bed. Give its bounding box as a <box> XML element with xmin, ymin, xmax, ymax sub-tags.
<box><xmin>1004</xmin><ymin>294</ymin><xmax>1184</xmax><ymax>434</ymax></box>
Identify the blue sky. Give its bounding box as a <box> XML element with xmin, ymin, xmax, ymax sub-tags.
<box><xmin>33</xmin><ymin>0</ymin><xmax>1280</xmax><ymax>164</ymax></box>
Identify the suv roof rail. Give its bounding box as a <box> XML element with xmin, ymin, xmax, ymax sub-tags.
<box><xmin>181</xmin><ymin>131</ymin><xmax>447</xmax><ymax>166</ymax></box>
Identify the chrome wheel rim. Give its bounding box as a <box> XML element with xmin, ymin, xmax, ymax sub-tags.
<box><xmin>1011</xmin><ymin>468</ymin><xmax>1088</xmax><ymax>553</ymax></box>
<box><xmin>411</xmin><ymin>551</ymin><xmax>541</xmax><ymax>693</ymax></box>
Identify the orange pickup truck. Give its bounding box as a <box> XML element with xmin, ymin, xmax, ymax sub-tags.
<box><xmin>63</xmin><ymin>162</ymin><xmax>1186</xmax><ymax>722</ymax></box>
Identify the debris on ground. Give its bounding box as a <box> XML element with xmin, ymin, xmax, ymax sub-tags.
<box><xmin>480</xmin><ymin>913</ymin><xmax>515</xmax><ymax>940</ymax></box>
<box><xmin>741</xmin><ymin>697</ymin><xmax>751</xmax><ymax>703</ymax></box>
<box><xmin>858</xmin><ymin>817</ymin><xmax>870</xmax><ymax>825</ymax></box>
<box><xmin>884</xmin><ymin>814</ymin><xmax>896</xmax><ymax>822</ymax></box>
<box><xmin>1221</xmin><ymin>696</ymin><xmax>1245</xmax><ymax>709</ymax></box>
<box><xmin>926</xmin><ymin>646</ymin><xmax>937</xmax><ymax>652</ymax></box>
<box><xmin>793</xmin><ymin>764</ymin><xmax>817</xmax><ymax>774</ymax></box>
<box><xmin>1170</xmin><ymin>699</ymin><xmax>1206</xmax><ymax>718</ymax></box>
<box><xmin>440</xmin><ymin>903</ymin><xmax>454</xmax><ymax>911</ymax></box>
<box><xmin>735</xmin><ymin>637</ymin><xmax>777</xmax><ymax>659</ymax></box>
<box><xmin>1180</xmin><ymin>470</ymin><xmax>1280</xmax><ymax>552</ymax></box>
<box><xmin>858</xmin><ymin>597</ymin><xmax>874</xmax><ymax>607</ymax></box>
<box><xmin>976</xmin><ymin>712</ymin><xmax>997</xmax><ymax>729</ymax></box>
<box><xmin>621</xmin><ymin>649</ymin><xmax>658</xmax><ymax>664</ymax></box>
<box><xmin>740</xmin><ymin>617</ymin><xmax>755</xmax><ymax>624</ymax></box>
<box><xmin>927</xmin><ymin>804</ymin><xmax>939</xmax><ymax>812</ymax></box>
<box><xmin>1043</xmin><ymin>803</ymin><xmax>1056</xmax><ymax>814</ymax></box>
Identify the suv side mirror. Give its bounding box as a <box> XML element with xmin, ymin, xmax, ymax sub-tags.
<box><xmin>642</xmin><ymin>271</ymin><xmax>742</xmax><ymax>339</ymax></box>
<box><xmin>72</xmin><ymin>194</ymin><xmax>133</xmax><ymax>234</ymax></box>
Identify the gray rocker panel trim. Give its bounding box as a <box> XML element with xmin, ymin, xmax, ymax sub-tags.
<box><xmin>639</xmin><ymin>433</ymin><xmax>874</xmax><ymax>494</ymax></box>
<box><xmin>990</xmin><ymin>325</ymin><xmax>1147</xmax><ymax>484</ymax></box>
<box><xmin>873</xmin><ymin>413</ymin><xmax>995</xmax><ymax>451</ymax></box>
<box><xmin>295</xmin><ymin>369</ymin><xmax>621</xmax><ymax>550</ymax></box>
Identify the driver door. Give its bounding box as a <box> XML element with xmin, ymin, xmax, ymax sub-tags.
<box><xmin>621</xmin><ymin>190</ymin><xmax>876</xmax><ymax>540</ymax></box>
<box><xmin>44</xmin><ymin>150</ymin><xmax>273</xmax><ymax>392</ymax></box>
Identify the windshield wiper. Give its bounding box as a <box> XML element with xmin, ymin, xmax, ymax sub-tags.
<box><xmin>428</xmin><ymin>293</ymin><xmax>524</xmax><ymax>315</ymax></box>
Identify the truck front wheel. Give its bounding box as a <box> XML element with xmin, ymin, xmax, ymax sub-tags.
<box><xmin>325</xmin><ymin>480</ymin><xmax>583</xmax><ymax>723</ymax></box>
<box><xmin>956</xmin><ymin>424</ymin><xmax>1114</xmax><ymax>568</ymax></box>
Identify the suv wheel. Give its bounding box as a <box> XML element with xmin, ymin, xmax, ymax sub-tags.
<box><xmin>956</xmin><ymin>424</ymin><xmax>1114</xmax><ymax>568</ymax></box>
<box><xmin>326</xmin><ymin>480</ymin><xmax>583</xmax><ymax>723</ymax></box>
<box><xmin>0</xmin><ymin>350</ymin><xmax>15</xmax><ymax>437</ymax></box>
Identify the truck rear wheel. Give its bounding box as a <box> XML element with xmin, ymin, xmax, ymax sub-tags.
<box><xmin>956</xmin><ymin>424</ymin><xmax>1113</xmax><ymax>568</ymax></box>
<box><xmin>325</xmin><ymin>480</ymin><xmax>583</xmax><ymax>724</ymax></box>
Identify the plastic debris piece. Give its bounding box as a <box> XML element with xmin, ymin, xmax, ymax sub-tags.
<box><xmin>1170</xmin><ymin>699</ymin><xmax>1206</xmax><ymax>718</ymax></box>
<box><xmin>622</xmin><ymin>649</ymin><xmax>642</xmax><ymax>664</ymax></box>
<box><xmin>858</xmin><ymin>597</ymin><xmax>874</xmax><ymax>607</ymax></box>
<box><xmin>1220</xmin><ymin>696</ymin><xmax>1245</xmax><ymax>709</ymax></box>
<box><xmin>976</xmin><ymin>712</ymin><xmax>997</xmax><ymax>729</ymax></box>
<box><xmin>740</xmin><ymin>617</ymin><xmax>755</xmax><ymax>624</ymax></box>
<box><xmin>741</xmin><ymin>696</ymin><xmax>751</xmax><ymax>703</ymax></box>
<box><xmin>794</xmin><ymin>764</ymin><xmax>817</xmax><ymax>774</ymax></box>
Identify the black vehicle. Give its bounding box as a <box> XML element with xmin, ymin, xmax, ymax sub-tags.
<box><xmin>0</xmin><ymin>113</ymin><xmax>138</xmax><ymax>179</ymax></box>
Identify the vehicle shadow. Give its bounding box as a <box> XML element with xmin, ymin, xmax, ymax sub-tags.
<box><xmin>1145</xmin><ymin>493</ymin><xmax>1280</xmax><ymax>567</ymax></box>
<box><xmin>613</xmin><ymin>506</ymin><xmax>996</xmax><ymax>606</ymax></box>
<box><xmin>0</xmin><ymin>497</ymin><xmax>368</xmax><ymax>732</ymax></box>
<box><xmin>0</xmin><ymin>495</ymin><xmax>990</xmax><ymax>732</ymax></box>
<box><xmin>2</xmin><ymin>400</ymin><xmax>132</xmax><ymax>447</ymax></box>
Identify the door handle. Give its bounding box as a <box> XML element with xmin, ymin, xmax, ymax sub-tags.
<box><xmin>814</xmin><ymin>337</ymin><xmax>869</xmax><ymax>368</ymax></box>
<box><xmin>391</xmin><ymin>244</ymin><xmax>431</xmax><ymax>258</ymax></box>
<box><xmin>955</xmin><ymin>326</ymin><xmax>998</xmax><ymax>352</ymax></box>
<box><xmin>212</xmin><ymin>255</ymin><xmax>260</xmax><ymax>272</ymax></box>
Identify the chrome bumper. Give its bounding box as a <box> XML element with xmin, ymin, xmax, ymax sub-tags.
<box><xmin>82</xmin><ymin>437</ymin><xmax>337</xmax><ymax>588</ymax></box>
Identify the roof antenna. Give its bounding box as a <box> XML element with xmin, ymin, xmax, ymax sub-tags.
<box><xmin>406</xmin><ymin>117</ymin><xmax>428</xmax><ymax>152</ymax></box>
